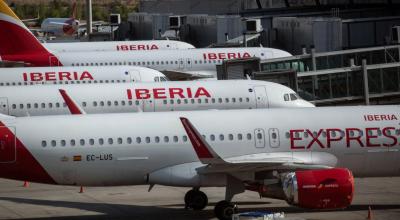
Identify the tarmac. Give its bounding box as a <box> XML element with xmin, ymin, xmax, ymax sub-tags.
<box><xmin>0</xmin><ymin>177</ymin><xmax>399</xmax><ymax>220</ymax></box>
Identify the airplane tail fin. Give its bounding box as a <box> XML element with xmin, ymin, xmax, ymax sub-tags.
<box><xmin>0</xmin><ymin>1</ymin><xmax>50</xmax><ymax>56</ymax></box>
<box><xmin>71</xmin><ymin>1</ymin><xmax>77</xmax><ymax>19</ymax></box>
<box><xmin>0</xmin><ymin>1</ymin><xmax>61</xmax><ymax>66</ymax></box>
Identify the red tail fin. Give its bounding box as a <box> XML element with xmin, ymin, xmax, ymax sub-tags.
<box><xmin>0</xmin><ymin>1</ymin><xmax>62</xmax><ymax>66</ymax></box>
<box><xmin>71</xmin><ymin>1</ymin><xmax>77</xmax><ymax>19</ymax></box>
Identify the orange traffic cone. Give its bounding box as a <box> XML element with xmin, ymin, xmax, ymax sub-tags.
<box><xmin>367</xmin><ymin>206</ymin><xmax>373</xmax><ymax>220</ymax></box>
<box><xmin>79</xmin><ymin>186</ymin><xmax>84</xmax><ymax>193</ymax></box>
<box><xmin>22</xmin><ymin>181</ymin><xmax>29</xmax><ymax>188</ymax></box>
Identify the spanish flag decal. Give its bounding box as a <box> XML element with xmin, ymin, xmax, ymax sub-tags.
<box><xmin>73</xmin><ymin>155</ymin><xmax>82</xmax><ymax>161</ymax></box>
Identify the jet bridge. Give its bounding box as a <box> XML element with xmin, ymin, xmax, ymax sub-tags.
<box><xmin>220</xmin><ymin>44</ymin><xmax>400</xmax><ymax>106</ymax></box>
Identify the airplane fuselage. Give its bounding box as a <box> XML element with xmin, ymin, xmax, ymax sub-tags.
<box><xmin>0</xmin><ymin>80</ymin><xmax>312</xmax><ymax>116</ymax></box>
<box><xmin>0</xmin><ymin>106</ymin><xmax>399</xmax><ymax>186</ymax></box>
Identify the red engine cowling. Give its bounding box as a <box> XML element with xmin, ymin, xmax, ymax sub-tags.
<box><xmin>283</xmin><ymin>168</ymin><xmax>354</xmax><ymax>209</ymax></box>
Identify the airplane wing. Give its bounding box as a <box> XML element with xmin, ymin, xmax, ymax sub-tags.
<box><xmin>179</xmin><ymin>117</ymin><xmax>338</xmax><ymax>175</ymax></box>
<box><xmin>59</xmin><ymin>89</ymin><xmax>86</xmax><ymax>115</ymax></box>
<box><xmin>162</xmin><ymin>70</ymin><xmax>215</xmax><ymax>81</ymax></box>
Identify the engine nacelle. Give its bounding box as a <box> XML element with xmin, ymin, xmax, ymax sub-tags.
<box><xmin>283</xmin><ymin>168</ymin><xmax>354</xmax><ymax>209</ymax></box>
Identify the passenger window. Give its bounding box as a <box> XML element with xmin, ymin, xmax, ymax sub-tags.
<box><xmin>12</xmin><ymin>104</ymin><xmax>16</xmax><ymax>109</ymax></box>
<box><xmin>218</xmin><ymin>98</ymin><xmax>222</xmax><ymax>103</ymax></box>
<box><xmin>163</xmin><ymin>100</ymin><xmax>167</xmax><ymax>105</ymax></box>
<box><xmin>229</xmin><ymin>134</ymin><xmax>233</xmax><ymax>140</ymax></box>
<box><xmin>80</xmin><ymin>139</ymin><xmax>85</xmax><ymax>146</ymax></box>
<box><xmin>27</xmin><ymin>103</ymin><xmax>31</xmax><ymax>109</ymax></box>
<box><xmin>41</xmin><ymin>141</ymin><xmax>47</xmax><ymax>147</ymax></box>
<box><xmin>198</xmin><ymin>99</ymin><xmax>201</xmax><ymax>104</ymax></box>
<box><xmin>108</xmin><ymin>138</ymin><xmax>113</xmax><ymax>145</ymax></box>
<box><xmin>205</xmin><ymin>99</ymin><xmax>209</xmax><ymax>103</ymax></box>
<box><xmin>34</xmin><ymin>103</ymin><xmax>38</xmax><ymax>108</ymax></box>
<box><xmin>225</xmin><ymin>98</ymin><xmax>229</xmax><ymax>103</ymax></box>
<box><xmin>114</xmin><ymin>101</ymin><xmax>118</xmax><ymax>106</ymax></box>
<box><xmin>184</xmin><ymin>99</ymin><xmax>188</xmax><ymax>104</ymax></box>
<box><xmin>100</xmin><ymin>101</ymin><xmax>105</xmax><ymax>106</ymax></box>
<box><xmin>155</xmin><ymin>136</ymin><xmax>160</xmax><ymax>143</ymax></box>
<box><xmin>145</xmin><ymin>137</ymin><xmax>150</xmax><ymax>143</ymax></box>
<box><xmin>232</xmin><ymin>98</ymin><xmax>236</xmax><ymax>103</ymax></box>
<box><xmin>212</xmin><ymin>98</ymin><xmax>215</xmax><ymax>103</ymax></box>
<box><xmin>135</xmin><ymin>101</ymin><xmax>140</xmax><ymax>105</ymax></box>
<box><xmin>107</xmin><ymin>101</ymin><xmax>112</xmax><ymax>106</ymax></box>
<box><xmin>41</xmin><ymin>103</ymin><xmax>45</xmax><ymax>108</ymax></box>
<box><xmin>170</xmin><ymin>100</ymin><xmax>174</xmax><ymax>104</ymax></box>
<box><xmin>89</xmin><ymin>139</ymin><xmax>94</xmax><ymax>145</ymax></box>
<box><xmin>82</xmin><ymin>102</ymin><xmax>87</xmax><ymax>107</ymax></box>
<box><xmin>19</xmin><ymin>104</ymin><xmax>23</xmax><ymax>109</ymax></box>
<box><xmin>246</xmin><ymin>98</ymin><xmax>250</xmax><ymax>102</ymax></box>
<box><xmin>247</xmin><ymin>133</ymin><xmax>252</xmax><ymax>140</ymax></box>
<box><xmin>237</xmin><ymin>134</ymin><xmax>243</xmax><ymax>140</ymax></box>
<box><xmin>136</xmin><ymin>137</ymin><xmax>142</xmax><ymax>143</ymax></box>
<box><xmin>182</xmin><ymin>135</ymin><xmax>188</xmax><ymax>142</ymax></box>
<box><xmin>118</xmin><ymin>138</ymin><xmax>123</xmax><ymax>144</ymax></box>
<box><xmin>257</xmin><ymin>133</ymin><xmax>262</xmax><ymax>140</ymax></box>
<box><xmin>210</xmin><ymin>134</ymin><xmax>215</xmax><ymax>141</ymax></box>
<box><xmin>99</xmin><ymin>138</ymin><xmax>104</xmax><ymax>145</ymax></box>
<box><xmin>191</xmin><ymin>99</ymin><xmax>195</xmax><ymax>104</ymax></box>
<box><xmin>93</xmin><ymin>101</ymin><xmax>98</xmax><ymax>107</ymax></box>
<box><xmin>56</xmin><ymin>103</ymin><xmax>60</xmax><ymax>108</ymax></box>
<box><xmin>70</xmin><ymin>139</ymin><xmax>76</xmax><ymax>146</ymax></box>
<box><xmin>177</xmin><ymin>99</ymin><xmax>181</xmax><ymax>104</ymax></box>
<box><xmin>164</xmin><ymin>136</ymin><xmax>169</xmax><ymax>142</ymax></box>
<box><xmin>51</xmin><ymin>140</ymin><xmax>56</xmax><ymax>147</ymax></box>
<box><xmin>219</xmin><ymin>134</ymin><xmax>224</xmax><ymax>141</ymax></box>
<box><xmin>173</xmin><ymin>136</ymin><xmax>178</xmax><ymax>142</ymax></box>
<box><xmin>127</xmin><ymin>137</ymin><xmax>132</xmax><ymax>144</ymax></box>
<box><xmin>121</xmin><ymin>101</ymin><xmax>126</xmax><ymax>106</ymax></box>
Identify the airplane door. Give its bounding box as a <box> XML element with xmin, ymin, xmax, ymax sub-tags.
<box><xmin>254</xmin><ymin>86</ymin><xmax>269</xmax><ymax>108</ymax></box>
<box><xmin>0</xmin><ymin>126</ymin><xmax>16</xmax><ymax>163</ymax></box>
<box><xmin>179</xmin><ymin>58</ymin><xmax>185</xmax><ymax>69</ymax></box>
<box><xmin>129</xmin><ymin>70</ymin><xmax>141</xmax><ymax>82</ymax></box>
<box><xmin>268</xmin><ymin>128</ymin><xmax>280</xmax><ymax>148</ymax></box>
<box><xmin>0</xmin><ymin>98</ymin><xmax>9</xmax><ymax>115</ymax></box>
<box><xmin>142</xmin><ymin>93</ymin><xmax>155</xmax><ymax>112</ymax></box>
<box><xmin>254</xmin><ymin>128</ymin><xmax>265</xmax><ymax>148</ymax></box>
<box><xmin>186</xmin><ymin>58</ymin><xmax>193</xmax><ymax>69</ymax></box>
<box><xmin>49</xmin><ymin>56</ymin><xmax>61</xmax><ymax>66</ymax></box>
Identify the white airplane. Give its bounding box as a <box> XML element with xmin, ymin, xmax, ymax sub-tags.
<box><xmin>0</xmin><ymin>105</ymin><xmax>398</xmax><ymax>220</ymax></box>
<box><xmin>0</xmin><ymin>66</ymin><xmax>168</xmax><ymax>86</ymax></box>
<box><xmin>0</xmin><ymin>80</ymin><xmax>313</xmax><ymax>116</ymax></box>
<box><xmin>0</xmin><ymin>2</ymin><xmax>291</xmax><ymax>79</ymax></box>
<box><xmin>39</xmin><ymin>2</ymin><xmax>79</xmax><ymax>36</ymax></box>
<box><xmin>43</xmin><ymin>40</ymin><xmax>195</xmax><ymax>53</ymax></box>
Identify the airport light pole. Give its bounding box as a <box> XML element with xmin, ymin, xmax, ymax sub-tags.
<box><xmin>86</xmin><ymin>0</ymin><xmax>93</xmax><ymax>37</ymax></box>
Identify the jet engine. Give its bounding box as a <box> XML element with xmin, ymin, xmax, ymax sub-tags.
<box><xmin>282</xmin><ymin>168</ymin><xmax>354</xmax><ymax>209</ymax></box>
<box><xmin>247</xmin><ymin>168</ymin><xmax>354</xmax><ymax>210</ymax></box>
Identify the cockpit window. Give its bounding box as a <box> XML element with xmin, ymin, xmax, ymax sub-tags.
<box><xmin>284</xmin><ymin>94</ymin><xmax>289</xmax><ymax>101</ymax></box>
<box><xmin>290</xmin><ymin>93</ymin><xmax>298</xmax><ymax>101</ymax></box>
<box><xmin>154</xmin><ymin>77</ymin><xmax>160</xmax><ymax>82</ymax></box>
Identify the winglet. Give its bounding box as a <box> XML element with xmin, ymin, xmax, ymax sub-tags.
<box><xmin>59</xmin><ymin>89</ymin><xmax>86</xmax><ymax>115</ymax></box>
<box><xmin>179</xmin><ymin>117</ymin><xmax>224</xmax><ymax>164</ymax></box>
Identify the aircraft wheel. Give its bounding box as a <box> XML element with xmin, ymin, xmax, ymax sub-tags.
<box><xmin>184</xmin><ymin>189</ymin><xmax>208</xmax><ymax>210</ymax></box>
<box><xmin>214</xmin><ymin>200</ymin><xmax>237</xmax><ymax>220</ymax></box>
